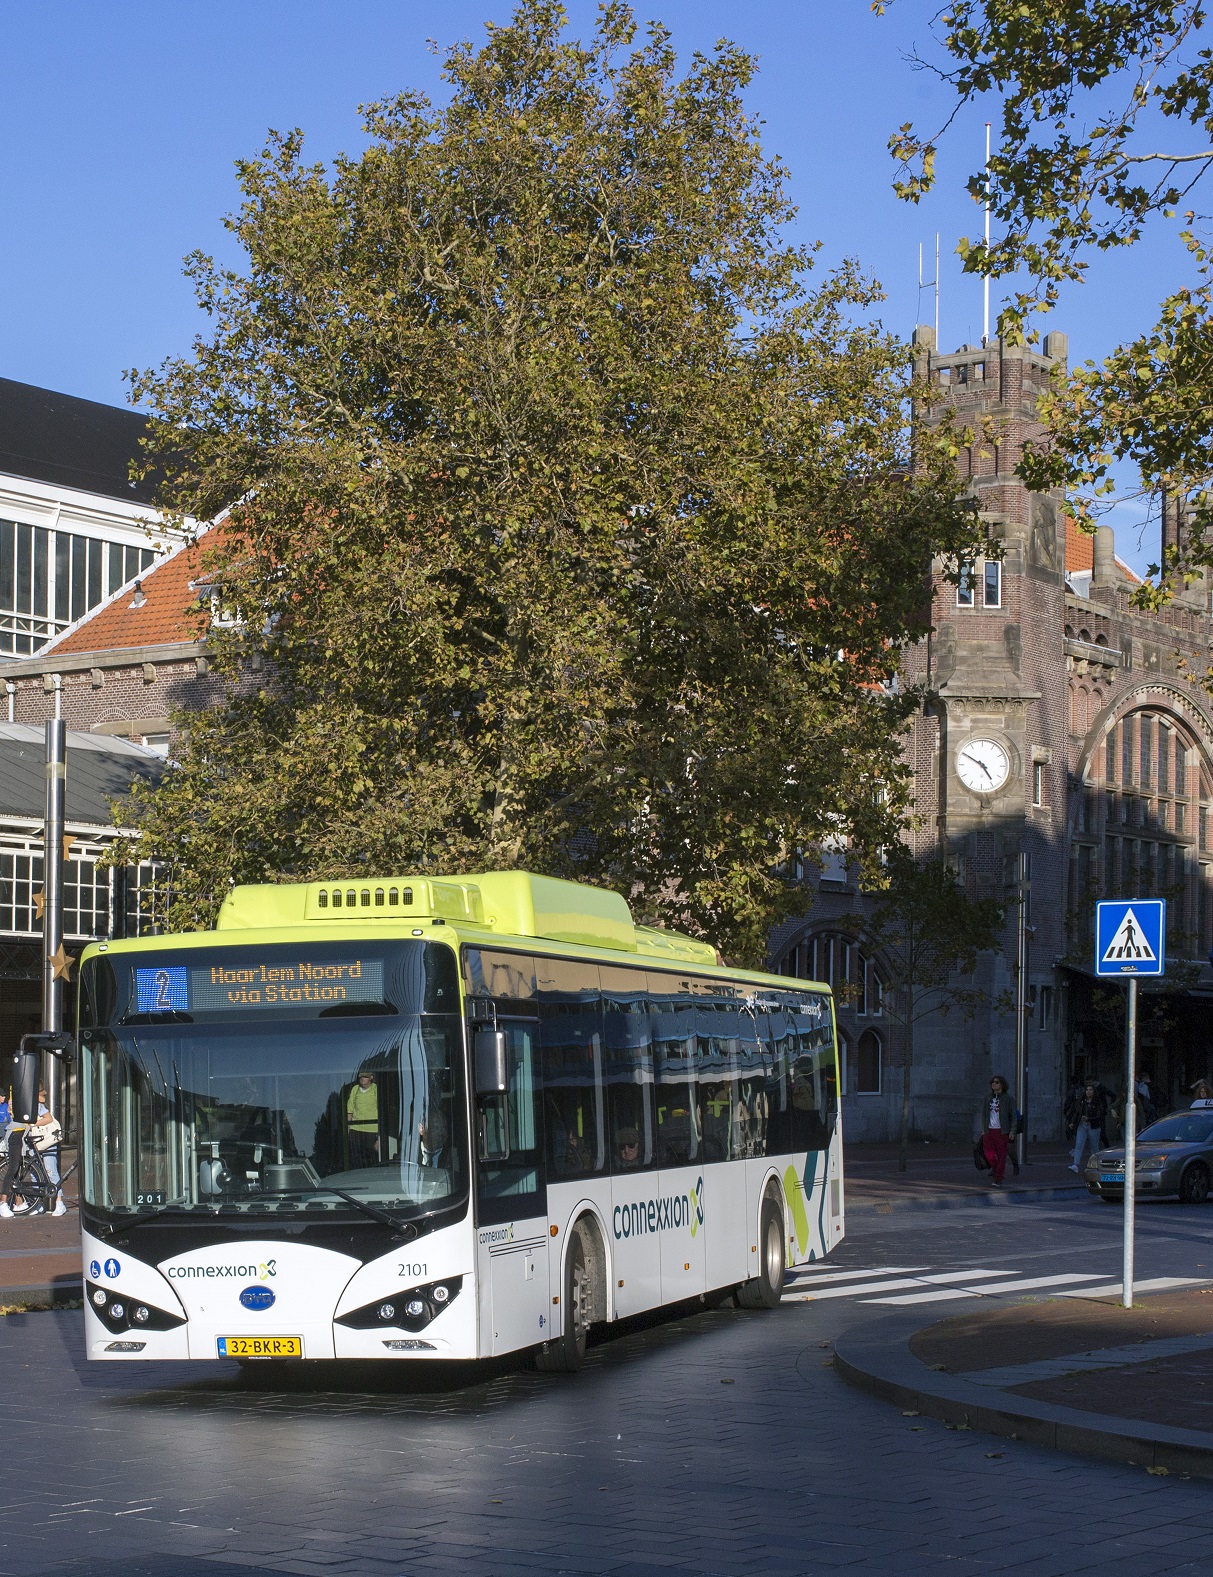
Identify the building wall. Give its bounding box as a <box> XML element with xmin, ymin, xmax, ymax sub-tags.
<box><xmin>775</xmin><ymin>327</ymin><xmax>1213</xmax><ymax>1144</ymax></box>
<box><xmin>0</xmin><ymin>643</ymin><xmax>227</xmax><ymax>746</ymax></box>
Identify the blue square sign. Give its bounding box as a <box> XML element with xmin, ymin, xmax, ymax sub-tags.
<box><xmin>1095</xmin><ymin>900</ymin><xmax>1165</xmax><ymax>977</ymax></box>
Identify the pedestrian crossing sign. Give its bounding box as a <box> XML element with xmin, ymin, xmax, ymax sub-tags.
<box><xmin>1095</xmin><ymin>899</ymin><xmax>1165</xmax><ymax>977</ymax></box>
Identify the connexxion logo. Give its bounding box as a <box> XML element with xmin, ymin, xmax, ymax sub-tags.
<box><xmin>613</xmin><ymin>1178</ymin><xmax>703</xmax><ymax>1241</ymax></box>
<box><xmin>166</xmin><ymin>1260</ymin><xmax>277</xmax><ymax>1281</ymax></box>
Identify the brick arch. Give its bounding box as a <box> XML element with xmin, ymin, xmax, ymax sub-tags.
<box><xmin>1076</xmin><ymin>679</ymin><xmax>1213</xmax><ymax>789</ymax></box>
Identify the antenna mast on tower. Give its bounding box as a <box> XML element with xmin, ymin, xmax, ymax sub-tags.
<box><xmin>983</xmin><ymin>122</ymin><xmax>991</xmax><ymax>345</ymax></box>
<box><xmin>919</xmin><ymin>233</ymin><xmax>940</xmax><ymax>346</ymax></box>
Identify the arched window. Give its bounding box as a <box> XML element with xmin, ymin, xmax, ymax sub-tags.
<box><xmin>1085</xmin><ymin>708</ymin><xmax>1213</xmax><ymax>953</ymax></box>
<box><xmin>856</xmin><ymin>1030</ymin><xmax>882</xmax><ymax>1095</ymax></box>
<box><xmin>1087</xmin><ymin>688</ymin><xmax>1101</xmax><ymax>732</ymax></box>
<box><xmin>778</xmin><ymin>933</ymin><xmax>882</xmax><ymax>1015</ymax></box>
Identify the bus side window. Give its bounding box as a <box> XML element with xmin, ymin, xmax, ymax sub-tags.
<box><xmin>649</xmin><ymin>972</ymin><xmax>700</xmax><ymax>1167</ymax></box>
<box><xmin>789</xmin><ymin>993</ymin><xmax>837</xmax><ymax>1152</ymax></box>
<box><xmin>695</xmin><ymin>986</ymin><xmax>736</xmax><ymax>1163</ymax></box>
<box><xmin>762</xmin><ymin>1007</ymin><xmax>794</xmax><ymax>1157</ymax></box>
<box><xmin>600</xmin><ymin>964</ymin><xmax>656</xmax><ymax>1171</ymax></box>
<box><xmin>536</xmin><ymin>957</ymin><xmax>605</xmax><ymax>1180</ymax></box>
<box><xmin>475</xmin><ymin>1019</ymin><xmax>546</xmax><ymax>1225</ymax></box>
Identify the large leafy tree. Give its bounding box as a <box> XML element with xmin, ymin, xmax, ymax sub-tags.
<box><xmin>123</xmin><ymin>1</ymin><xmax>981</xmax><ymax>964</ymax></box>
<box><xmin>884</xmin><ymin>1</ymin><xmax>1213</xmax><ymax>593</ymax></box>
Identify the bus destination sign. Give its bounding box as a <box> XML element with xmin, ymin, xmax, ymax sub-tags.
<box><xmin>134</xmin><ymin>958</ymin><xmax>385</xmax><ymax>1014</ymax></box>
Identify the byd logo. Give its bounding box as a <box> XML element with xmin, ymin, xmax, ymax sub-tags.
<box><xmin>613</xmin><ymin>1178</ymin><xmax>704</xmax><ymax>1241</ymax></box>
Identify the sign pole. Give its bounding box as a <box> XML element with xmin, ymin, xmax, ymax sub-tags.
<box><xmin>1094</xmin><ymin>896</ymin><xmax>1163</xmax><ymax>1313</ymax></box>
<box><xmin>1123</xmin><ymin>975</ymin><xmax>1137</xmax><ymax>1309</ymax></box>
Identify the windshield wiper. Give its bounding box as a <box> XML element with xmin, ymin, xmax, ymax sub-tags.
<box><xmin>256</xmin><ymin>1185</ymin><xmax>417</xmax><ymax>1237</ymax></box>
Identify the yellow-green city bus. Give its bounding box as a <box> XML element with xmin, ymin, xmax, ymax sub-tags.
<box><xmin>78</xmin><ymin>872</ymin><xmax>843</xmax><ymax>1368</ymax></box>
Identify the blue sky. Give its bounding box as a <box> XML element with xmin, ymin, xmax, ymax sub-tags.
<box><xmin>1</xmin><ymin>1</ymin><xmax>1187</xmax><ymax>570</ymax></box>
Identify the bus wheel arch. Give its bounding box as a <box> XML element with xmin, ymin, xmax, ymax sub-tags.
<box><xmin>535</xmin><ymin>1212</ymin><xmax>606</xmax><ymax>1374</ymax></box>
<box><xmin>737</xmin><ymin>1182</ymin><xmax>786</xmax><ymax>1310</ymax></box>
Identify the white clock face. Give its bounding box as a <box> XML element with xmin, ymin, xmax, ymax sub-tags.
<box><xmin>956</xmin><ymin>737</ymin><xmax>1011</xmax><ymax>794</ymax></box>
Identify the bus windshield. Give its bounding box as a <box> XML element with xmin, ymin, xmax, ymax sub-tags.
<box><xmin>79</xmin><ymin>940</ymin><xmax>467</xmax><ymax>1221</ymax></box>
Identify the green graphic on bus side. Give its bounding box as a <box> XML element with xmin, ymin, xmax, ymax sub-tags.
<box><xmin>784</xmin><ymin>1163</ymin><xmax>810</xmax><ymax>1255</ymax></box>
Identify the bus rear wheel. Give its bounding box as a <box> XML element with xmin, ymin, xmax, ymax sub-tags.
<box><xmin>536</xmin><ymin>1230</ymin><xmax>590</xmax><ymax>1373</ymax></box>
<box><xmin>737</xmin><ymin>1198</ymin><xmax>785</xmax><ymax>1309</ymax></box>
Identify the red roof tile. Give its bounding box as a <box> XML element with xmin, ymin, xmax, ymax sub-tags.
<box><xmin>48</xmin><ymin>528</ymin><xmax>218</xmax><ymax>656</ymax></box>
<box><xmin>1066</xmin><ymin>516</ymin><xmax>1094</xmax><ymax>573</ymax></box>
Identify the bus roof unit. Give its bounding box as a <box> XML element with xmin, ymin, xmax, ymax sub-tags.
<box><xmin>214</xmin><ymin>870</ymin><xmax>718</xmax><ymax>965</ymax></box>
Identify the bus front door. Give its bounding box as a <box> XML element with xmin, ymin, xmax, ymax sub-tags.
<box><xmin>474</xmin><ymin>1019</ymin><xmax>551</xmax><ymax>1356</ymax></box>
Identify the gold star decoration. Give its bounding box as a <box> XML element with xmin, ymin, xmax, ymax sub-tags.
<box><xmin>62</xmin><ymin>835</ymin><xmax>76</xmax><ymax>861</ymax></box>
<box><xmin>32</xmin><ymin>890</ymin><xmax>45</xmax><ymax>921</ymax></box>
<box><xmin>49</xmin><ymin>944</ymin><xmax>74</xmax><ymax>982</ymax></box>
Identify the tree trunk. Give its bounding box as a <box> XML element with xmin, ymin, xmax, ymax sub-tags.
<box><xmin>898</xmin><ymin>998</ymin><xmax>914</xmax><ymax>1173</ymax></box>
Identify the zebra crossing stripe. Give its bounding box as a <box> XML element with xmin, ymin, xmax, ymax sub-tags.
<box><xmin>784</xmin><ymin>1269</ymin><xmax>1007</xmax><ymax>1303</ymax></box>
<box><xmin>864</xmin><ymin>1272</ymin><xmax>1105</xmax><ymax>1306</ymax></box>
<box><xmin>786</xmin><ymin>1265</ymin><xmax>927</xmax><ymax>1287</ymax></box>
<box><xmin>1054</xmin><ymin>1276</ymin><xmax>1207</xmax><ymax>1299</ymax></box>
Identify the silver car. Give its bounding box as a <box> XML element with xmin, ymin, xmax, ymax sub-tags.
<box><xmin>1085</xmin><ymin>1109</ymin><xmax>1213</xmax><ymax>1204</ymax></box>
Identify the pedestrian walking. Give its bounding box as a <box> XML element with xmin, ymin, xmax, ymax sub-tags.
<box><xmin>1135</xmin><ymin>1071</ymin><xmax>1158</xmax><ymax>1126</ymax></box>
<box><xmin>1069</xmin><ymin>1081</ymin><xmax>1108</xmax><ymax>1174</ymax></box>
<box><xmin>1192</xmin><ymin>1078</ymin><xmax>1213</xmax><ymax>1109</ymax></box>
<box><xmin>1063</xmin><ymin>1075</ymin><xmax>1084</xmax><ymax>1142</ymax></box>
<box><xmin>978</xmin><ymin>1075</ymin><xmax>1017</xmax><ymax>1186</ymax></box>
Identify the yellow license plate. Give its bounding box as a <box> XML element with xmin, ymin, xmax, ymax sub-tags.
<box><xmin>216</xmin><ymin>1335</ymin><xmax>302</xmax><ymax>1359</ymax></box>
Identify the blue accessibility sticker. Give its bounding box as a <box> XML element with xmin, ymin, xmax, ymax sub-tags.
<box><xmin>89</xmin><ymin>1259</ymin><xmax>101</xmax><ymax>1280</ymax></box>
<box><xmin>103</xmin><ymin>1258</ymin><xmax>121</xmax><ymax>1279</ymax></box>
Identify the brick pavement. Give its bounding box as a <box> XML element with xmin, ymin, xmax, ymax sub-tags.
<box><xmin>845</xmin><ymin>1142</ymin><xmax>1084</xmax><ymax>1212</ymax></box>
<box><xmin>4</xmin><ymin>1256</ymin><xmax>1213</xmax><ymax>1577</ymax></box>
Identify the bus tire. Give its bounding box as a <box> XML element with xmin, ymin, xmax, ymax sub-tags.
<box><xmin>737</xmin><ymin>1198</ymin><xmax>785</xmax><ymax>1310</ymax></box>
<box><xmin>535</xmin><ymin>1229</ymin><xmax>590</xmax><ymax>1374</ymax></box>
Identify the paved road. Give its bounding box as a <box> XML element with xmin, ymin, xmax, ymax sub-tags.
<box><xmin>8</xmin><ymin>1194</ymin><xmax>1213</xmax><ymax>1577</ymax></box>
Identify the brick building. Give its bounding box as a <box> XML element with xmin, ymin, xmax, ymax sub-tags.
<box><xmin>774</xmin><ymin>327</ymin><xmax>1213</xmax><ymax>1143</ymax></box>
<box><xmin>0</xmin><ymin>378</ymin><xmax>191</xmax><ymax>1042</ymax></box>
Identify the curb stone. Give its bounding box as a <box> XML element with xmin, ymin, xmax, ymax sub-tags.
<box><xmin>0</xmin><ymin>1279</ymin><xmax>82</xmax><ymax>1307</ymax></box>
<box><xmin>847</xmin><ymin>1185</ymin><xmax>1088</xmax><ymax>1214</ymax></box>
<box><xmin>831</xmin><ymin>1310</ymin><xmax>1213</xmax><ymax>1478</ymax></box>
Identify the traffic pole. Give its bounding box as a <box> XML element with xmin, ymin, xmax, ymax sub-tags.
<box><xmin>42</xmin><ymin>718</ymin><xmax>67</xmax><ymax>1122</ymax></box>
<box><xmin>1123</xmin><ymin>975</ymin><xmax>1137</xmax><ymax>1309</ymax></box>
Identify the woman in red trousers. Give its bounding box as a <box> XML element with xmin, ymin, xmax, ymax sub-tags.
<box><xmin>980</xmin><ymin>1075</ymin><xmax>1017</xmax><ymax>1186</ymax></box>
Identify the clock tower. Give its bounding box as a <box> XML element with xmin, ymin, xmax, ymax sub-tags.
<box><xmin>905</xmin><ymin>326</ymin><xmax>1071</xmax><ymax>1139</ymax></box>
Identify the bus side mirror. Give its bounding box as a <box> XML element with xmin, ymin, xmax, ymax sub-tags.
<box><xmin>19</xmin><ymin>1031</ymin><xmax>75</xmax><ymax>1062</ymax></box>
<box><xmin>11</xmin><ymin>1049</ymin><xmax>40</xmax><ymax>1125</ymax></box>
<box><xmin>474</xmin><ymin>1030</ymin><xmax>509</xmax><ymax>1098</ymax></box>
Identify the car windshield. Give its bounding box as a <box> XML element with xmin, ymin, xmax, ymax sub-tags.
<box><xmin>1138</xmin><ymin>1113</ymin><xmax>1213</xmax><ymax>1144</ymax></box>
<box><xmin>78</xmin><ymin>940</ymin><xmax>467</xmax><ymax>1221</ymax></box>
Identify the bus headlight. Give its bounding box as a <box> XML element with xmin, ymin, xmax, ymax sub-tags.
<box><xmin>336</xmin><ymin>1276</ymin><xmax>464</xmax><ymax>1333</ymax></box>
<box><xmin>86</xmin><ymin>1281</ymin><xmax>186</xmax><ymax>1334</ymax></box>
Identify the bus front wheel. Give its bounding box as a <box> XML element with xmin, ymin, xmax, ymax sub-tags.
<box><xmin>535</xmin><ymin>1230</ymin><xmax>590</xmax><ymax>1373</ymax></box>
<box><xmin>737</xmin><ymin>1199</ymin><xmax>785</xmax><ymax>1310</ymax></box>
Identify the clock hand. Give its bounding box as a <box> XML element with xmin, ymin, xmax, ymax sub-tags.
<box><xmin>975</xmin><ymin>758</ymin><xmax>993</xmax><ymax>783</ymax></box>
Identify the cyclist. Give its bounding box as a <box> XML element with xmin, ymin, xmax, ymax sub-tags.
<box><xmin>0</xmin><ymin>1087</ymin><xmax>64</xmax><ymax>1218</ymax></box>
